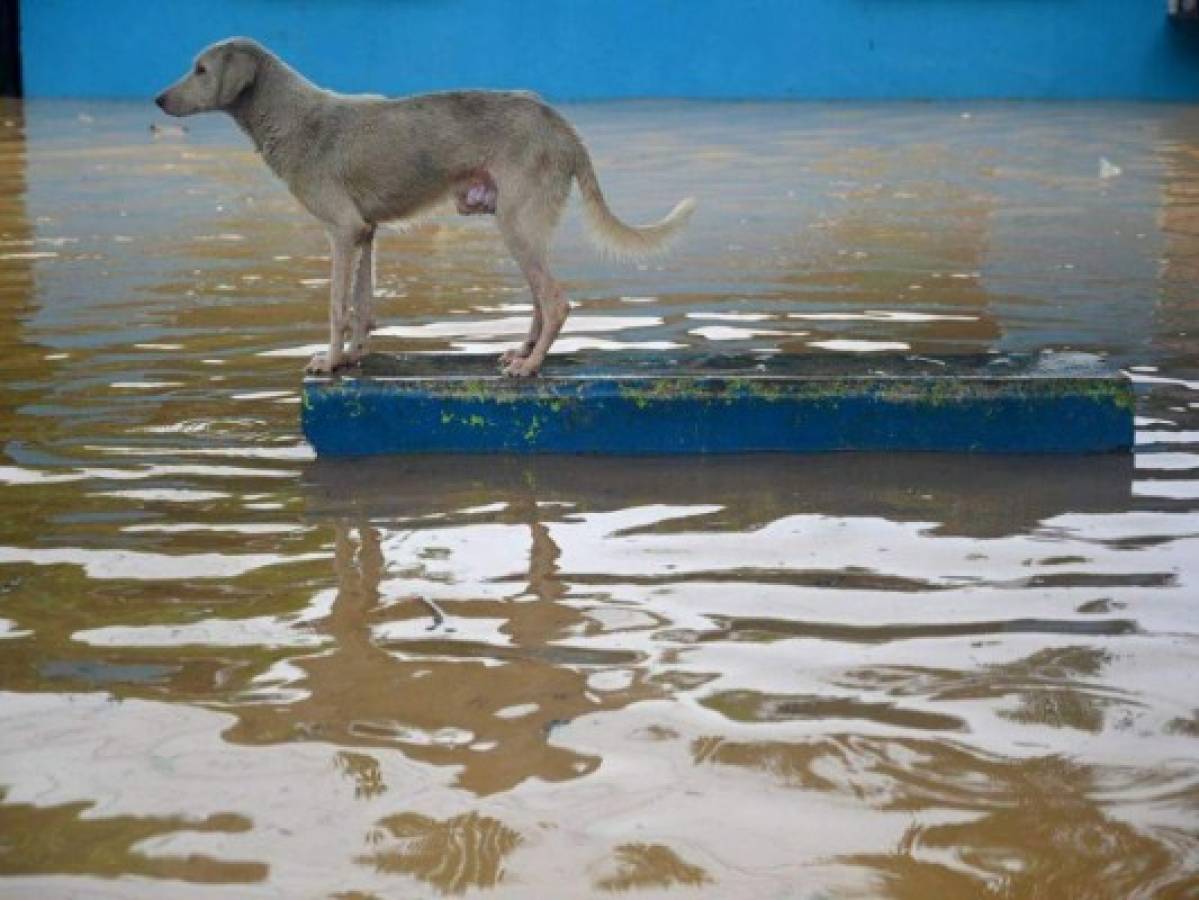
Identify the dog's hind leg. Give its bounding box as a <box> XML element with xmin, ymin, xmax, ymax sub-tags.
<box><xmin>497</xmin><ymin>196</ymin><xmax>570</xmax><ymax>378</ymax></box>
<box><xmin>500</xmin><ymin>303</ymin><xmax>542</xmax><ymax>366</ymax></box>
<box><xmin>504</xmin><ymin>256</ymin><xmax>566</xmax><ymax>378</ymax></box>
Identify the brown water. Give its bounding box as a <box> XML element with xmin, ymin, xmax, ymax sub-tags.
<box><xmin>0</xmin><ymin>99</ymin><xmax>1197</xmax><ymax>898</ymax></box>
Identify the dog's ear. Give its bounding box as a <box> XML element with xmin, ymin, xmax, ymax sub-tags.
<box><xmin>216</xmin><ymin>47</ymin><xmax>257</xmax><ymax>108</ymax></box>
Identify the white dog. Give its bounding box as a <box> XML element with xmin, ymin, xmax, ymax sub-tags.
<box><xmin>156</xmin><ymin>38</ymin><xmax>695</xmax><ymax>376</ymax></box>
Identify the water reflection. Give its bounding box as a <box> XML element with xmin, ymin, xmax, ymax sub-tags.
<box><xmin>302</xmin><ymin>452</ymin><xmax>1136</xmax><ymax>537</ymax></box>
<box><xmin>695</xmin><ymin>735</ymin><xmax>1198</xmax><ymax>896</ymax></box>
<box><xmin>592</xmin><ymin>844</ymin><xmax>712</xmax><ymax>893</ymax></box>
<box><xmin>856</xmin><ymin>756</ymin><xmax>1197</xmax><ymax>898</ymax></box>
<box><xmin>1</xmin><ymin>99</ymin><xmax>1198</xmax><ymax>895</ymax></box>
<box><xmin>357</xmin><ymin>811</ymin><xmax>522</xmax><ymax>894</ymax></box>
<box><xmin>224</xmin><ymin>516</ymin><xmax>651</xmax><ymax>795</ymax></box>
<box><xmin>0</xmin><ymin>795</ymin><xmax>266</xmax><ymax>884</ymax></box>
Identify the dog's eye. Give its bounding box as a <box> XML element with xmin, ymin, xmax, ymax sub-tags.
<box><xmin>194</xmin><ymin>63</ymin><xmax>207</xmax><ymax>76</ymax></box>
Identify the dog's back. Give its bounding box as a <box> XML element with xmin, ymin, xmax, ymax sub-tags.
<box><xmin>335</xmin><ymin>90</ymin><xmax>581</xmax><ymax>224</ymax></box>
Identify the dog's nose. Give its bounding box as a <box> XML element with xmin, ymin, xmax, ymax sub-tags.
<box><xmin>154</xmin><ymin>93</ymin><xmax>167</xmax><ymax>110</ymax></box>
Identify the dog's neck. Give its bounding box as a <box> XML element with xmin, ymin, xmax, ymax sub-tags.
<box><xmin>227</xmin><ymin>55</ymin><xmax>323</xmax><ymax>179</ymax></box>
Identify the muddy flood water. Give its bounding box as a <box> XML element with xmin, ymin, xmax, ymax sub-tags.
<box><xmin>0</xmin><ymin>99</ymin><xmax>1197</xmax><ymax>898</ymax></box>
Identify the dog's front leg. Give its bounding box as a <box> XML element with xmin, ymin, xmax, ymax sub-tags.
<box><xmin>346</xmin><ymin>227</ymin><xmax>376</xmax><ymax>364</ymax></box>
<box><xmin>306</xmin><ymin>231</ymin><xmax>360</xmax><ymax>375</ymax></box>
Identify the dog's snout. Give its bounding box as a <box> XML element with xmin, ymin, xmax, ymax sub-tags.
<box><xmin>154</xmin><ymin>92</ymin><xmax>167</xmax><ymax>110</ymax></box>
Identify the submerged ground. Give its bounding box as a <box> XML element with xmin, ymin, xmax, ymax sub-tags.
<box><xmin>0</xmin><ymin>99</ymin><xmax>1196</xmax><ymax>897</ymax></box>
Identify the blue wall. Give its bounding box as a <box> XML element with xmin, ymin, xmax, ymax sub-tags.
<box><xmin>20</xmin><ymin>0</ymin><xmax>1199</xmax><ymax>100</ymax></box>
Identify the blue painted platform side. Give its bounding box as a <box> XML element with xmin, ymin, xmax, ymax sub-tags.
<box><xmin>300</xmin><ymin>369</ymin><xmax>1135</xmax><ymax>457</ymax></box>
<box><xmin>21</xmin><ymin>0</ymin><xmax>1199</xmax><ymax>101</ymax></box>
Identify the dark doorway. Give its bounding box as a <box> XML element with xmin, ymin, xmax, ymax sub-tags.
<box><xmin>0</xmin><ymin>0</ymin><xmax>21</xmax><ymax>97</ymax></box>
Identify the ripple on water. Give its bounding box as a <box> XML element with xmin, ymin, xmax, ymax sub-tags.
<box><xmin>356</xmin><ymin>811</ymin><xmax>522</xmax><ymax>894</ymax></box>
<box><xmin>683</xmin><ymin>628</ymin><xmax>1199</xmax><ymax>893</ymax></box>
<box><xmin>2</xmin><ymin>99</ymin><xmax>1199</xmax><ymax>897</ymax></box>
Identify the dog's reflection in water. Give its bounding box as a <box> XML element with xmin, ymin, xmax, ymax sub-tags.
<box><xmin>225</xmin><ymin>500</ymin><xmax>651</xmax><ymax>797</ymax></box>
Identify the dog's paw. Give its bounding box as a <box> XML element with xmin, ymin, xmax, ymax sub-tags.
<box><xmin>499</xmin><ymin>347</ymin><xmax>531</xmax><ymax>367</ymax></box>
<box><xmin>502</xmin><ymin>358</ymin><xmax>541</xmax><ymax>378</ymax></box>
<box><xmin>305</xmin><ymin>352</ymin><xmax>337</xmax><ymax>375</ymax></box>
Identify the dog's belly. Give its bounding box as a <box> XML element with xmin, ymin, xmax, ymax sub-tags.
<box><xmin>355</xmin><ymin>182</ymin><xmax>451</xmax><ymax>223</ymax></box>
<box><xmin>340</xmin><ymin>148</ymin><xmax>459</xmax><ymax>224</ymax></box>
<box><xmin>350</xmin><ymin>170</ymin><xmax>498</xmax><ymax>223</ymax></box>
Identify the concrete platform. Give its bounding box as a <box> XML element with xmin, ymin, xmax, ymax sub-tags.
<box><xmin>300</xmin><ymin>351</ymin><xmax>1134</xmax><ymax>456</ymax></box>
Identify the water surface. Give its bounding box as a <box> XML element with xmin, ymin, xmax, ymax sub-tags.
<box><xmin>0</xmin><ymin>99</ymin><xmax>1197</xmax><ymax>897</ymax></box>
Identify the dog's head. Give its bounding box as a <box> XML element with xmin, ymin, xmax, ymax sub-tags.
<box><xmin>155</xmin><ymin>38</ymin><xmax>263</xmax><ymax>117</ymax></box>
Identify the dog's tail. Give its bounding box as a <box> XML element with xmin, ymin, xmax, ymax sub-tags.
<box><xmin>573</xmin><ymin>144</ymin><xmax>695</xmax><ymax>258</ymax></box>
